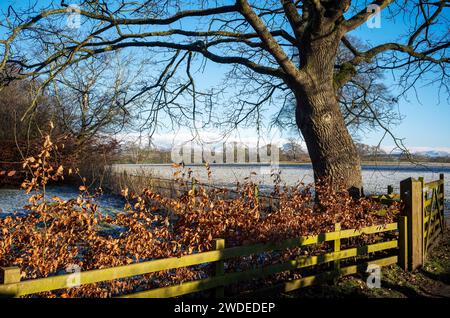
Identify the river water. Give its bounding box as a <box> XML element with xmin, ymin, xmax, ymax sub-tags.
<box><xmin>1</xmin><ymin>163</ymin><xmax>449</xmax><ymax>217</ymax></box>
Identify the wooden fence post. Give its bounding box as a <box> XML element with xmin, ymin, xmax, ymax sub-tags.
<box><xmin>170</xmin><ymin>181</ymin><xmax>175</xmax><ymax>198</ymax></box>
<box><xmin>400</xmin><ymin>178</ymin><xmax>423</xmax><ymax>271</ymax></box>
<box><xmin>0</xmin><ymin>267</ymin><xmax>21</xmax><ymax>284</ymax></box>
<box><xmin>255</xmin><ymin>185</ymin><xmax>260</xmax><ymax>208</ymax></box>
<box><xmin>191</xmin><ymin>179</ymin><xmax>196</xmax><ymax>195</ymax></box>
<box><xmin>398</xmin><ymin>216</ymin><xmax>408</xmax><ymax>270</ymax></box>
<box><xmin>387</xmin><ymin>185</ymin><xmax>394</xmax><ymax>195</ymax></box>
<box><xmin>213</xmin><ymin>238</ymin><xmax>225</xmax><ymax>298</ymax></box>
<box><xmin>333</xmin><ymin>223</ymin><xmax>341</xmax><ymax>282</ymax></box>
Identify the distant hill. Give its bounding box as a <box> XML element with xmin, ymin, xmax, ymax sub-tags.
<box><xmin>115</xmin><ymin>140</ymin><xmax>450</xmax><ymax>164</ymax></box>
<box><xmin>414</xmin><ymin>150</ymin><xmax>450</xmax><ymax>158</ymax></box>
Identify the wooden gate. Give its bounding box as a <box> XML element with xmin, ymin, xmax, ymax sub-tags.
<box><xmin>420</xmin><ymin>174</ymin><xmax>445</xmax><ymax>258</ymax></box>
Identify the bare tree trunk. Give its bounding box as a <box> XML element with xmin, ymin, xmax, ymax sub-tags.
<box><xmin>294</xmin><ymin>82</ymin><xmax>363</xmax><ymax>196</ymax></box>
<box><xmin>294</xmin><ymin>32</ymin><xmax>363</xmax><ymax>196</ymax></box>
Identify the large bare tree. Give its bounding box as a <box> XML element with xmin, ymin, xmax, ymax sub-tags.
<box><xmin>0</xmin><ymin>0</ymin><xmax>449</xmax><ymax>195</ymax></box>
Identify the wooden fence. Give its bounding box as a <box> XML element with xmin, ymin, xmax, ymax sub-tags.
<box><xmin>371</xmin><ymin>174</ymin><xmax>446</xmax><ymax>270</ymax></box>
<box><xmin>0</xmin><ymin>175</ymin><xmax>446</xmax><ymax>298</ymax></box>
<box><xmin>0</xmin><ymin>222</ymin><xmax>401</xmax><ymax>298</ymax></box>
<box><xmin>106</xmin><ymin>171</ymin><xmax>283</xmax><ymax>211</ymax></box>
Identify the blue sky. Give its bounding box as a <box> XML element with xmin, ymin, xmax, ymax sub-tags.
<box><xmin>1</xmin><ymin>1</ymin><xmax>449</xmax><ymax>152</ymax></box>
<box><xmin>349</xmin><ymin>12</ymin><xmax>450</xmax><ymax>151</ymax></box>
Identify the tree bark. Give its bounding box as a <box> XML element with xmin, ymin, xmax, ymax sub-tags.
<box><xmin>295</xmin><ymin>83</ymin><xmax>363</xmax><ymax>196</ymax></box>
<box><xmin>294</xmin><ymin>30</ymin><xmax>363</xmax><ymax>196</ymax></box>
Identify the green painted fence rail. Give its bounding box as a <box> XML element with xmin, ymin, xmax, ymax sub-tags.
<box><xmin>369</xmin><ymin>184</ymin><xmax>401</xmax><ymax>204</ymax></box>
<box><xmin>119</xmin><ymin>240</ymin><xmax>399</xmax><ymax>298</ymax></box>
<box><xmin>236</xmin><ymin>255</ymin><xmax>398</xmax><ymax>297</ymax></box>
<box><xmin>0</xmin><ymin>222</ymin><xmax>400</xmax><ymax>298</ymax></box>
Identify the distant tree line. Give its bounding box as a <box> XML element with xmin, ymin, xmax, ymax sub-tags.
<box><xmin>116</xmin><ymin>139</ymin><xmax>450</xmax><ymax>165</ymax></box>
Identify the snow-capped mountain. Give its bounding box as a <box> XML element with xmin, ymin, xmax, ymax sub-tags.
<box><xmin>414</xmin><ymin>150</ymin><xmax>450</xmax><ymax>158</ymax></box>
<box><xmin>381</xmin><ymin>146</ymin><xmax>450</xmax><ymax>158</ymax></box>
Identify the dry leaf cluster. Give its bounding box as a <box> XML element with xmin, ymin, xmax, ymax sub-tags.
<box><xmin>0</xmin><ymin>135</ymin><xmax>400</xmax><ymax>297</ymax></box>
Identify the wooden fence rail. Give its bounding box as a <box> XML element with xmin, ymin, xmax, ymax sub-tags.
<box><xmin>0</xmin><ymin>222</ymin><xmax>400</xmax><ymax>298</ymax></box>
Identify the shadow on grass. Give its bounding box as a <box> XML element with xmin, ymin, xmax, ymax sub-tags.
<box><xmin>379</xmin><ymin>280</ymin><xmax>424</xmax><ymax>298</ymax></box>
<box><xmin>419</xmin><ymin>268</ymin><xmax>450</xmax><ymax>285</ymax></box>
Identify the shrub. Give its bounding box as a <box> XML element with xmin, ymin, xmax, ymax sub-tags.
<box><xmin>0</xmin><ymin>135</ymin><xmax>399</xmax><ymax>297</ymax></box>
